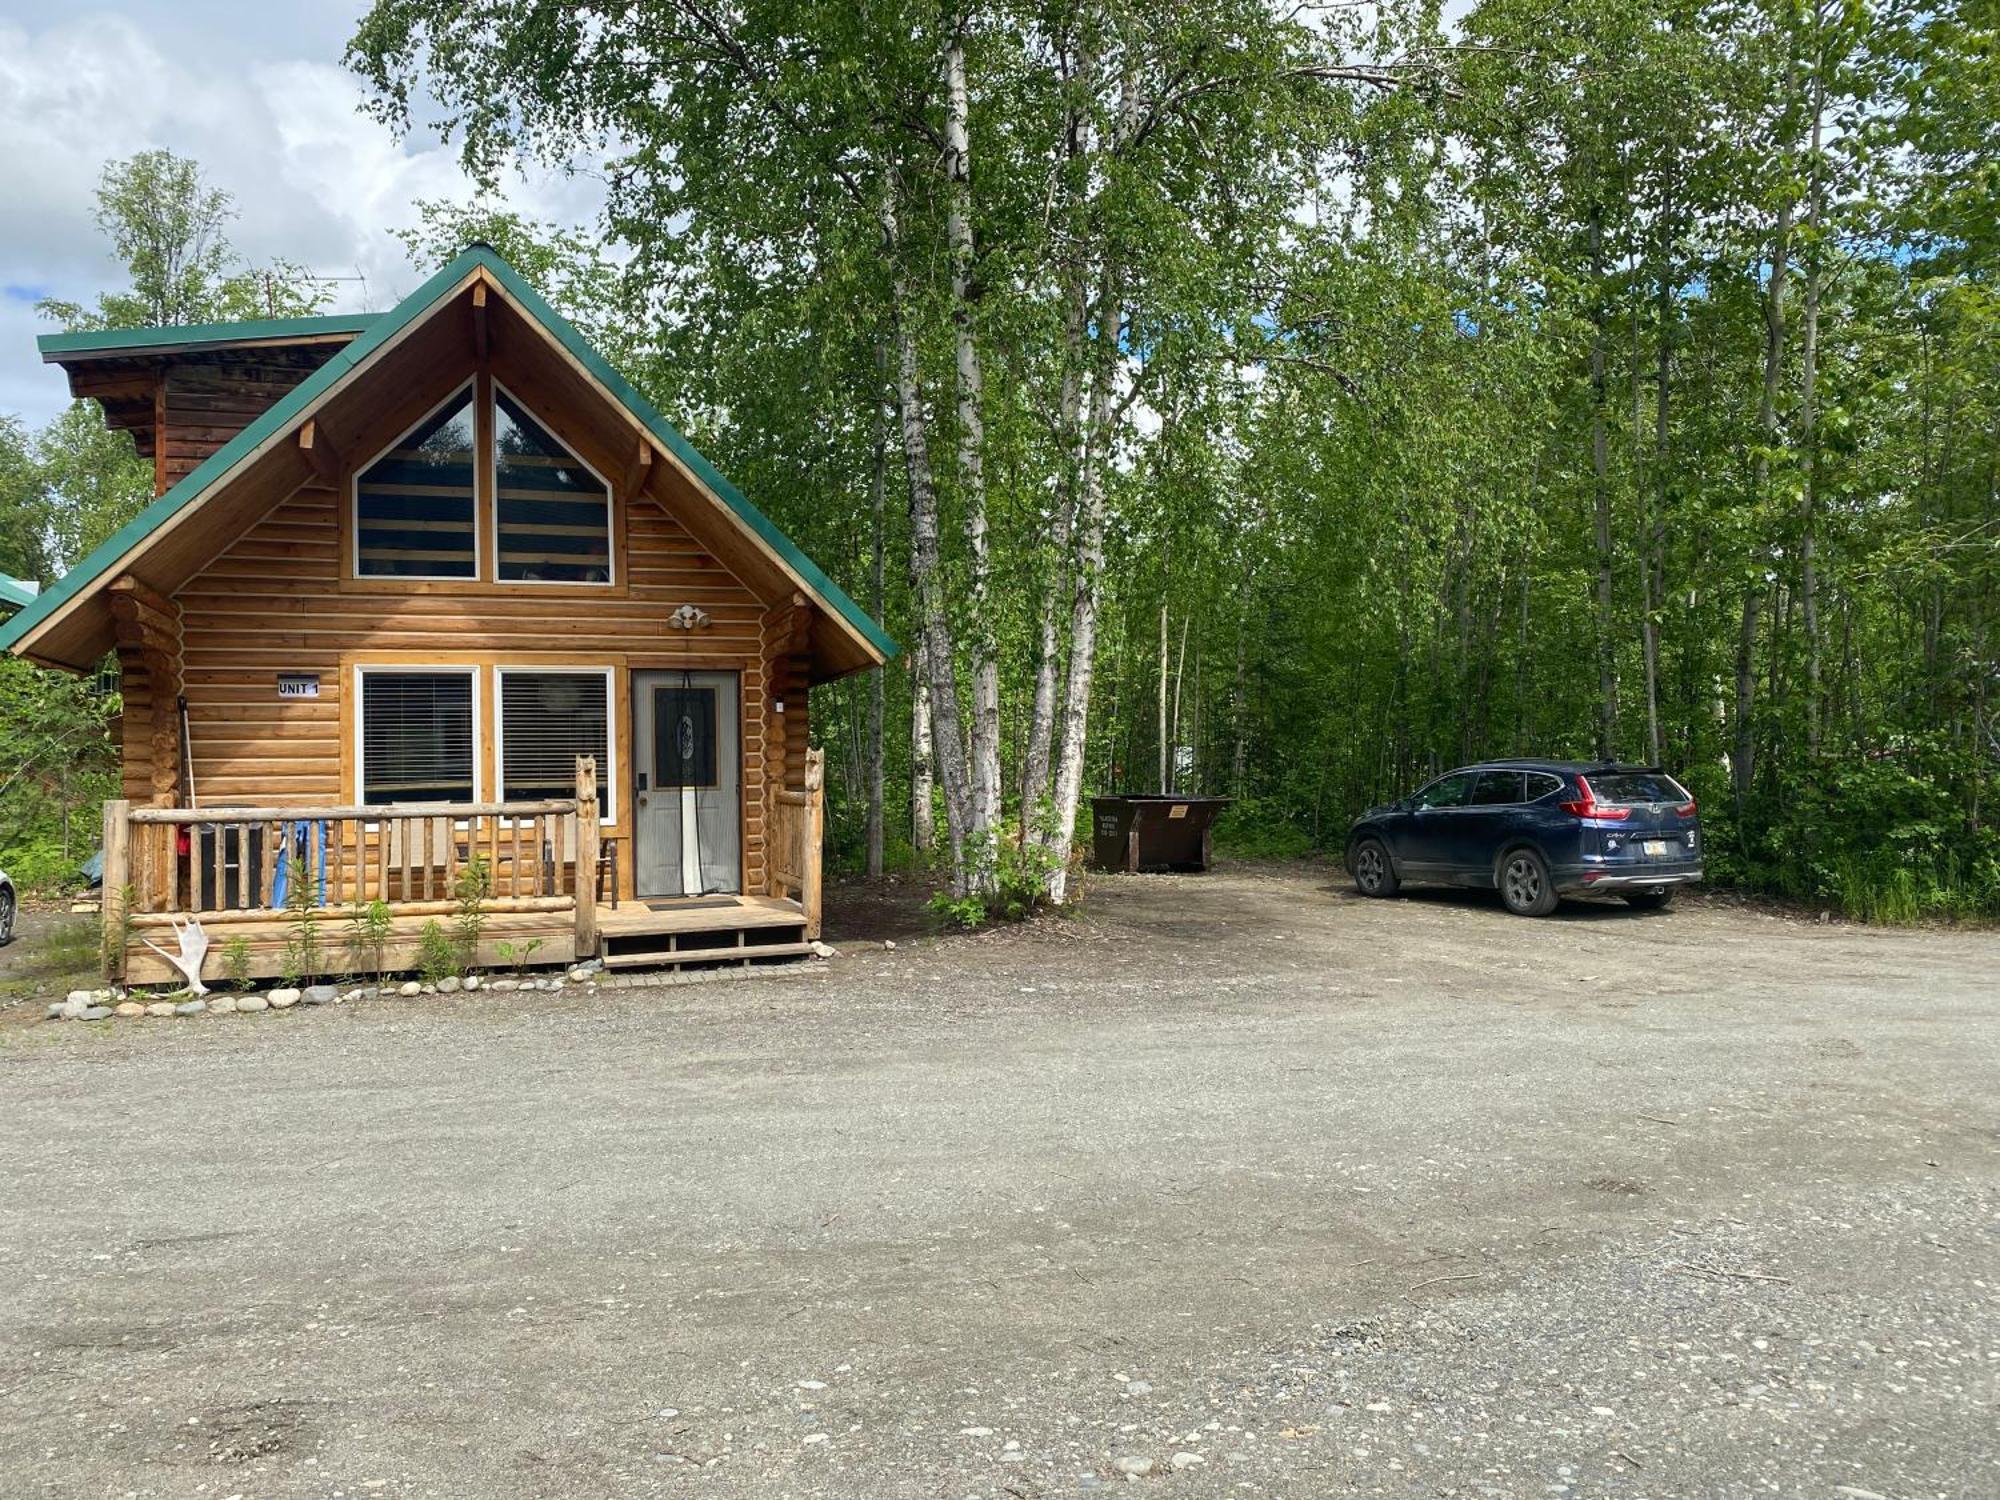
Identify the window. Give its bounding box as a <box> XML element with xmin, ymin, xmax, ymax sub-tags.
<box><xmin>499</xmin><ymin>670</ymin><xmax>612</xmax><ymax>820</ymax></box>
<box><xmin>1413</xmin><ymin>772</ymin><xmax>1476</xmax><ymax>810</ymax></box>
<box><xmin>1589</xmin><ymin>771</ymin><xmax>1691</xmax><ymax>805</ymax></box>
<box><xmin>359</xmin><ymin>671</ymin><xmax>475</xmax><ymax>804</ymax></box>
<box><xmin>354</xmin><ymin>386</ymin><xmax>477</xmax><ymax>578</ymax></box>
<box><xmin>1524</xmin><ymin>771</ymin><xmax>1564</xmax><ymax>801</ymax></box>
<box><xmin>1470</xmin><ymin>770</ymin><xmax>1525</xmax><ymax>806</ymax></box>
<box><xmin>494</xmin><ymin>388</ymin><xmax>611</xmax><ymax>583</ymax></box>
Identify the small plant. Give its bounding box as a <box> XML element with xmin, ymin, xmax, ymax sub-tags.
<box><xmin>925</xmin><ymin>823</ymin><xmax>1064</xmax><ymax>931</ymax></box>
<box><xmin>343</xmin><ymin>898</ymin><xmax>394</xmax><ymax>978</ymax></box>
<box><xmin>280</xmin><ymin>854</ymin><xmax>322</xmax><ymax>984</ymax></box>
<box><xmin>452</xmin><ymin>855</ymin><xmax>491</xmax><ymax>971</ymax></box>
<box><xmin>221</xmin><ymin>935</ymin><xmax>252</xmax><ymax>991</ymax></box>
<box><xmin>496</xmin><ymin>936</ymin><xmax>544</xmax><ymax>976</ymax></box>
<box><xmin>100</xmin><ymin>881</ymin><xmax>135</xmax><ymax>982</ymax></box>
<box><xmin>416</xmin><ymin>919</ymin><xmax>458</xmax><ymax>984</ymax></box>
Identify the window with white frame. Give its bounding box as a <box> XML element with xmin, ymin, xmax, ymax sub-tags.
<box><xmin>493</xmin><ymin>388</ymin><xmax>612</xmax><ymax>583</ymax></box>
<box><xmin>358</xmin><ymin>670</ymin><xmax>476</xmax><ymax>805</ymax></box>
<box><xmin>498</xmin><ymin>669</ymin><xmax>612</xmax><ymax>820</ymax></box>
<box><xmin>353</xmin><ymin>385</ymin><xmax>478</xmax><ymax>578</ymax></box>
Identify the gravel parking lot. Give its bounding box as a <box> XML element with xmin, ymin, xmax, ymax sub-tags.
<box><xmin>2</xmin><ymin>865</ymin><xmax>1995</xmax><ymax>1498</ymax></box>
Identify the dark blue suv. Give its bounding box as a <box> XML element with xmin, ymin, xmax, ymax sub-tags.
<box><xmin>1345</xmin><ymin>761</ymin><xmax>1703</xmax><ymax>916</ymax></box>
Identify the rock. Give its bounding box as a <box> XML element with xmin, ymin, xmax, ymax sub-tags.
<box><xmin>1125</xmin><ymin>1380</ymin><xmax>1153</xmax><ymax>1396</ymax></box>
<box><xmin>802</xmin><ymin>1433</ymin><xmax>829</xmax><ymax>1445</ymax></box>
<box><xmin>210</xmin><ymin>996</ymin><xmax>238</xmax><ymax>1014</ymax></box>
<box><xmin>343</xmin><ymin>988</ymin><xmax>366</xmax><ymax>1002</ymax></box>
<box><xmin>303</xmin><ymin>984</ymin><xmax>337</xmax><ymax>1005</ymax></box>
<box><xmin>1171</xmin><ymin>1452</ymin><xmax>1205</xmax><ymax>1470</ymax></box>
<box><xmin>65</xmin><ymin>989</ymin><xmax>96</xmax><ymax>1008</ymax></box>
<box><xmin>145</xmin><ymin>1000</ymin><xmax>179</xmax><ymax>1017</ymax></box>
<box><xmin>438</xmin><ymin>976</ymin><xmax>462</xmax><ymax>994</ymax></box>
<box><xmin>268</xmin><ymin>987</ymin><xmax>302</xmax><ymax>1007</ymax></box>
<box><xmin>462</xmin><ymin>974</ymin><xmax>480</xmax><ymax>991</ymax></box>
<box><xmin>959</xmin><ymin>1426</ymin><xmax>992</xmax><ymax>1437</ymax></box>
<box><xmin>114</xmin><ymin>1002</ymin><xmax>146</xmax><ymax>1019</ymax></box>
<box><xmin>46</xmin><ymin>1003</ymin><xmax>65</xmax><ymax>1020</ymax></box>
<box><xmin>399</xmin><ymin>981</ymin><xmax>422</xmax><ymax>997</ymax></box>
<box><xmin>174</xmin><ymin>999</ymin><xmax>206</xmax><ymax>1017</ymax></box>
<box><xmin>420</xmin><ymin>983</ymin><xmax>437</xmax><ymax>995</ymax></box>
<box><xmin>883</xmin><ymin>939</ymin><xmax>896</xmax><ymax>950</ymax></box>
<box><xmin>489</xmin><ymin>978</ymin><xmax>519</xmax><ymax>992</ymax></box>
<box><xmin>1114</xmin><ymin>1456</ymin><xmax>1155</xmax><ymax>1477</ymax></box>
<box><xmin>237</xmin><ymin>996</ymin><xmax>269</xmax><ymax>1012</ymax></box>
<box><xmin>566</xmin><ymin>966</ymin><xmax>595</xmax><ymax>983</ymax></box>
<box><xmin>77</xmin><ymin>1006</ymin><xmax>113</xmax><ymax>1021</ymax></box>
<box><xmin>810</xmin><ymin>941</ymin><xmax>836</xmax><ymax>959</ymax></box>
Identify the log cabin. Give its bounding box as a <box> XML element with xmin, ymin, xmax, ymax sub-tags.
<box><xmin>0</xmin><ymin>245</ymin><xmax>894</xmax><ymax>983</ymax></box>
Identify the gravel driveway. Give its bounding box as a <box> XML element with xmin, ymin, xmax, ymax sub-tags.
<box><xmin>1</xmin><ymin>865</ymin><xmax>1995</xmax><ymax>1498</ymax></box>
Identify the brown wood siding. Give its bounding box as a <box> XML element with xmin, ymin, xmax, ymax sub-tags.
<box><xmin>156</xmin><ymin>351</ymin><xmax>333</xmax><ymax>491</ymax></box>
<box><xmin>173</xmin><ymin>483</ymin><xmax>778</xmax><ymax>893</ymax></box>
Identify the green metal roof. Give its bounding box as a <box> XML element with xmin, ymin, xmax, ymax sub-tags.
<box><xmin>2</xmin><ymin>246</ymin><xmax>895</xmax><ymax>665</ymax></box>
<box><xmin>39</xmin><ymin>312</ymin><xmax>381</xmax><ymax>362</ymax></box>
<box><xmin>0</xmin><ymin>574</ymin><xmax>39</xmax><ymax>612</ymax></box>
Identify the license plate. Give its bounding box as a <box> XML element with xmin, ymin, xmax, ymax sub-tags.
<box><xmin>1643</xmin><ymin>839</ymin><xmax>1669</xmax><ymax>857</ymax></box>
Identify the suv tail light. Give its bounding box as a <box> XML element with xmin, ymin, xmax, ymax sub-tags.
<box><xmin>1675</xmin><ymin>799</ymin><xmax>1698</xmax><ymax>817</ymax></box>
<box><xmin>1558</xmin><ymin>775</ymin><xmax>1631</xmax><ymax>821</ymax></box>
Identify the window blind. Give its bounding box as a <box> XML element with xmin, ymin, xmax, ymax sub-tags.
<box><xmin>355</xmin><ymin>388</ymin><xmax>477</xmax><ymax>578</ymax></box>
<box><xmin>361</xmin><ymin>672</ymin><xmax>474</xmax><ymax>804</ymax></box>
<box><xmin>494</xmin><ymin>391</ymin><xmax>611</xmax><ymax>583</ymax></box>
<box><xmin>501</xmin><ymin>671</ymin><xmax>610</xmax><ymax>817</ymax></box>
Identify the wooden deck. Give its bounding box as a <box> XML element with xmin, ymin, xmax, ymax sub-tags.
<box><xmin>594</xmin><ymin>894</ymin><xmax>813</xmax><ymax>969</ymax></box>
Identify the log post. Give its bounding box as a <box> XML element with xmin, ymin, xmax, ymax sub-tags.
<box><xmin>101</xmin><ymin>799</ymin><xmax>131</xmax><ymax>983</ymax></box>
<box><xmin>573</xmin><ymin>756</ymin><xmax>599</xmax><ymax>956</ymax></box>
<box><xmin>802</xmin><ymin>747</ymin><xmax>824</xmax><ymax>940</ymax></box>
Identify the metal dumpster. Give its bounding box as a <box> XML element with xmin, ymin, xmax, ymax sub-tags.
<box><xmin>1089</xmin><ymin>795</ymin><xmax>1232</xmax><ymax>873</ymax></box>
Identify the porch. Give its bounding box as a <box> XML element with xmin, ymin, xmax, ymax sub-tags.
<box><xmin>101</xmin><ymin>754</ymin><xmax>825</xmax><ymax>985</ymax></box>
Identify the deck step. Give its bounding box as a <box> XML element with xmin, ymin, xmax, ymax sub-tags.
<box><xmin>602</xmin><ymin>940</ymin><xmax>816</xmax><ymax>970</ymax></box>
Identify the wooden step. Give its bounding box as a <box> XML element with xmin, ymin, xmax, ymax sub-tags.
<box><xmin>602</xmin><ymin>941</ymin><xmax>816</xmax><ymax>970</ymax></box>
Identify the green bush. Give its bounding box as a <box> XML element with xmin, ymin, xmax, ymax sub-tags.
<box><xmin>925</xmin><ymin>822</ymin><xmax>1064</xmax><ymax>930</ymax></box>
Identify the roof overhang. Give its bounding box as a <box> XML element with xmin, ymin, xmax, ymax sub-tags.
<box><xmin>1</xmin><ymin>248</ymin><xmax>895</xmax><ymax>680</ymax></box>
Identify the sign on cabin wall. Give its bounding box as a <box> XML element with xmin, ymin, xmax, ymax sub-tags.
<box><xmin>276</xmin><ymin>673</ymin><xmax>320</xmax><ymax>699</ymax></box>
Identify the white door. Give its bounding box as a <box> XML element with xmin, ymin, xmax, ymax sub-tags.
<box><xmin>632</xmin><ymin>670</ymin><xmax>741</xmax><ymax>897</ymax></box>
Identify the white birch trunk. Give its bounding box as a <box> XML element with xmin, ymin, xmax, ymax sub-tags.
<box><xmin>944</xmin><ymin>22</ymin><xmax>1002</xmax><ymax>878</ymax></box>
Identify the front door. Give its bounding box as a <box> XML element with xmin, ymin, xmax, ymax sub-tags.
<box><xmin>632</xmin><ymin>670</ymin><xmax>741</xmax><ymax>897</ymax></box>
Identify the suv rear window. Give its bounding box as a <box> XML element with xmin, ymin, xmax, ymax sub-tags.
<box><xmin>1590</xmin><ymin>771</ymin><xmax>1689</xmax><ymax>804</ymax></box>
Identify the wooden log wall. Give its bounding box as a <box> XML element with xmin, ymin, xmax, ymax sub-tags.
<box><xmin>157</xmin><ymin>352</ymin><xmax>332</xmax><ymax>491</ymax></box>
<box><xmin>173</xmin><ymin>476</ymin><xmax>780</xmax><ymax>895</ymax></box>
<box><xmin>107</xmin><ymin>576</ymin><xmax>183</xmax><ymax>806</ymax></box>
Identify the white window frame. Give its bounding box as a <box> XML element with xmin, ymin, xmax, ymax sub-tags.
<box><xmin>494</xmin><ymin>665</ymin><xmax>618</xmax><ymax>826</ymax></box>
<box><xmin>353</xmin><ymin>664</ymin><xmax>483</xmax><ymax>811</ymax></box>
<box><xmin>350</xmin><ymin>379</ymin><xmax>482</xmax><ymax>583</ymax></box>
<box><xmin>490</xmin><ymin>379</ymin><xmax>616</xmax><ymax>588</ymax></box>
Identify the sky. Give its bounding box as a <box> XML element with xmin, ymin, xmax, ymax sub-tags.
<box><xmin>0</xmin><ymin>1</ymin><xmax>604</xmax><ymax>430</ymax></box>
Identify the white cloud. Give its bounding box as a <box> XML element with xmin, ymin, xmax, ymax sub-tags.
<box><xmin>0</xmin><ymin>4</ymin><xmax>605</xmax><ymax>428</ymax></box>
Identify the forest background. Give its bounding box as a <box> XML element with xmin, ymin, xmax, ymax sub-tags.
<box><xmin>3</xmin><ymin>0</ymin><xmax>1994</xmax><ymax>923</ymax></box>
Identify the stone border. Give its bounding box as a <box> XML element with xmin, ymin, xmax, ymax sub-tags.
<box><xmin>45</xmin><ymin>951</ymin><xmax>832</xmax><ymax>1023</ymax></box>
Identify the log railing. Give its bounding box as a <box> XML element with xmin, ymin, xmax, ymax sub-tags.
<box><xmin>101</xmin><ymin>757</ymin><xmax>602</xmax><ymax>982</ymax></box>
<box><xmin>768</xmin><ymin>746</ymin><xmax>825</xmax><ymax>939</ymax></box>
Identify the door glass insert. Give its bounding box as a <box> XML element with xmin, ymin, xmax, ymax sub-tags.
<box><xmin>653</xmin><ymin>686</ymin><xmax>718</xmax><ymax>788</ymax></box>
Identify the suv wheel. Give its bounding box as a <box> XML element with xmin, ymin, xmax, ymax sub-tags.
<box><xmin>1351</xmin><ymin>838</ymin><xmax>1399</xmax><ymax>898</ymax></box>
<box><xmin>1498</xmin><ymin>849</ymin><xmax>1558</xmax><ymax>917</ymax></box>
<box><xmin>0</xmin><ymin>885</ymin><xmax>14</xmax><ymax>945</ymax></box>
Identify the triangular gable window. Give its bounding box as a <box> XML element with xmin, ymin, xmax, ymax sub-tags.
<box><xmin>494</xmin><ymin>388</ymin><xmax>612</xmax><ymax>583</ymax></box>
<box><xmin>354</xmin><ymin>385</ymin><xmax>478</xmax><ymax>579</ymax></box>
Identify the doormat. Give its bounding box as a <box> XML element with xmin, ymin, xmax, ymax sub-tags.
<box><xmin>643</xmin><ymin>897</ymin><xmax>740</xmax><ymax>912</ymax></box>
